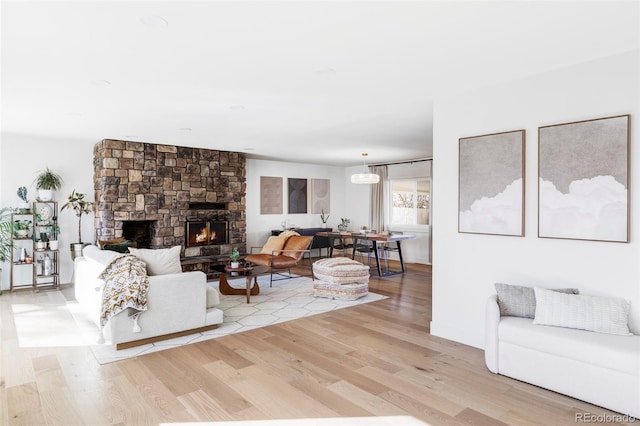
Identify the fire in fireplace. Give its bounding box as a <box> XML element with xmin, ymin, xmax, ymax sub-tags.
<box><xmin>186</xmin><ymin>221</ymin><xmax>228</xmax><ymax>247</ymax></box>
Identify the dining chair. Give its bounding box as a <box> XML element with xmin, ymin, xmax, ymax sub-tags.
<box><xmin>354</xmin><ymin>234</ymin><xmax>389</xmax><ymax>271</ymax></box>
<box><xmin>381</xmin><ymin>231</ymin><xmax>403</xmax><ymax>268</ymax></box>
<box><xmin>331</xmin><ymin>235</ymin><xmax>353</xmax><ymax>257</ymax></box>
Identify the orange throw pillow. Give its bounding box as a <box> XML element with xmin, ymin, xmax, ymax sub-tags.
<box><xmin>260</xmin><ymin>235</ymin><xmax>287</xmax><ymax>254</ymax></box>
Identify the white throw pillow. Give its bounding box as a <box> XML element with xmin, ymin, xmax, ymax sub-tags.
<box><xmin>82</xmin><ymin>244</ymin><xmax>120</xmax><ymax>266</ymax></box>
<box><xmin>128</xmin><ymin>246</ymin><xmax>183</xmax><ymax>276</ymax></box>
<box><xmin>495</xmin><ymin>283</ymin><xmax>579</xmax><ymax>318</ymax></box>
<box><xmin>533</xmin><ymin>287</ymin><xmax>632</xmax><ymax>336</ymax></box>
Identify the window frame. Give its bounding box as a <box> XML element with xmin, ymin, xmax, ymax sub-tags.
<box><xmin>387</xmin><ymin>177</ymin><xmax>431</xmax><ymax>231</ymax></box>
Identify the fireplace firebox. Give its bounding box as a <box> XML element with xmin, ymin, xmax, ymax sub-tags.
<box><xmin>186</xmin><ymin>221</ymin><xmax>228</xmax><ymax>247</ymax></box>
<box><xmin>122</xmin><ymin>220</ymin><xmax>154</xmax><ymax>248</ymax></box>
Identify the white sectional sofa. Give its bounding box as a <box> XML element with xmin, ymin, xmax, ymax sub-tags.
<box><xmin>74</xmin><ymin>245</ymin><xmax>223</xmax><ymax>349</ymax></box>
<box><xmin>485</xmin><ymin>291</ymin><xmax>640</xmax><ymax>419</ymax></box>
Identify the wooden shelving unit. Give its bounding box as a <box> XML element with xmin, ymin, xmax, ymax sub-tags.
<box><xmin>10</xmin><ymin>201</ymin><xmax>60</xmax><ymax>292</ymax></box>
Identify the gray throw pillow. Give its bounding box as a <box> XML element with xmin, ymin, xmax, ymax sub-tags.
<box><xmin>495</xmin><ymin>283</ymin><xmax>579</xmax><ymax>318</ymax></box>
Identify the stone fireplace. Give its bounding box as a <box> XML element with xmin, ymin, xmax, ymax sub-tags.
<box><xmin>93</xmin><ymin>140</ymin><xmax>246</xmax><ymax>256</ymax></box>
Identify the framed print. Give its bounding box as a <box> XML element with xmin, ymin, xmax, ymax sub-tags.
<box><xmin>260</xmin><ymin>176</ymin><xmax>283</xmax><ymax>215</ymax></box>
<box><xmin>459</xmin><ymin>129</ymin><xmax>525</xmax><ymax>236</ymax></box>
<box><xmin>310</xmin><ymin>178</ymin><xmax>330</xmax><ymax>214</ymax></box>
<box><xmin>538</xmin><ymin>115</ymin><xmax>630</xmax><ymax>242</ymax></box>
<box><xmin>288</xmin><ymin>178</ymin><xmax>308</xmax><ymax>214</ymax></box>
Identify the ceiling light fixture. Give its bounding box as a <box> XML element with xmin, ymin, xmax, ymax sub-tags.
<box><xmin>351</xmin><ymin>153</ymin><xmax>379</xmax><ymax>184</ymax></box>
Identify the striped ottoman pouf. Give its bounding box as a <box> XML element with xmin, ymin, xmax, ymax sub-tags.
<box><xmin>312</xmin><ymin>257</ymin><xmax>369</xmax><ymax>300</ymax></box>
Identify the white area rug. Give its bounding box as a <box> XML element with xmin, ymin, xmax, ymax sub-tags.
<box><xmin>14</xmin><ymin>275</ymin><xmax>386</xmax><ymax>365</ymax></box>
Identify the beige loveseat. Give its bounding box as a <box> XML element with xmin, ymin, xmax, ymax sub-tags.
<box><xmin>74</xmin><ymin>245</ymin><xmax>223</xmax><ymax>349</ymax></box>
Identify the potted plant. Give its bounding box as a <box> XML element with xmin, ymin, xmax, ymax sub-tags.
<box><xmin>61</xmin><ymin>189</ymin><xmax>94</xmax><ymax>260</ymax></box>
<box><xmin>49</xmin><ymin>217</ymin><xmax>60</xmax><ymax>250</ymax></box>
<box><xmin>34</xmin><ymin>167</ymin><xmax>63</xmax><ymax>201</ymax></box>
<box><xmin>16</xmin><ymin>186</ymin><xmax>30</xmax><ymax>212</ymax></box>
<box><xmin>13</xmin><ymin>219</ymin><xmax>32</xmax><ymax>238</ymax></box>
<box><xmin>229</xmin><ymin>247</ymin><xmax>241</xmax><ymax>268</ymax></box>
<box><xmin>35</xmin><ymin>232</ymin><xmax>49</xmax><ymax>251</ymax></box>
<box><xmin>337</xmin><ymin>217</ymin><xmax>350</xmax><ymax>232</ymax></box>
<box><xmin>320</xmin><ymin>209</ymin><xmax>330</xmax><ymax>227</ymax></box>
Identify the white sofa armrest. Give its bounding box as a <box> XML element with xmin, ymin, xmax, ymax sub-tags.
<box><xmin>485</xmin><ymin>294</ymin><xmax>500</xmax><ymax>373</ymax></box>
<box><xmin>108</xmin><ymin>270</ymin><xmax>208</xmax><ymax>345</ymax></box>
<box><xmin>74</xmin><ymin>256</ymin><xmax>107</xmax><ymax>326</ymax></box>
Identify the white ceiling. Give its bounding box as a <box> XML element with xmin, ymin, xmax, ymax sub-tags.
<box><xmin>1</xmin><ymin>1</ymin><xmax>638</xmax><ymax>166</ymax></box>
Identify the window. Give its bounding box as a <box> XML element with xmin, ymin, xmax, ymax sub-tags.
<box><xmin>390</xmin><ymin>178</ymin><xmax>430</xmax><ymax>226</ymax></box>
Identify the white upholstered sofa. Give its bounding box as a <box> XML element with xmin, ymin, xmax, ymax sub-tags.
<box><xmin>74</xmin><ymin>245</ymin><xmax>223</xmax><ymax>349</ymax></box>
<box><xmin>485</xmin><ymin>285</ymin><xmax>640</xmax><ymax>419</ymax></box>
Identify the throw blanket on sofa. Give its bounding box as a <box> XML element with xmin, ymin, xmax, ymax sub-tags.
<box><xmin>98</xmin><ymin>254</ymin><xmax>150</xmax><ymax>330</ymax></box>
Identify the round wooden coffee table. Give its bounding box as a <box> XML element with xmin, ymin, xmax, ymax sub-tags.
<box><xmin>219</xmin><ymin>265</ymin><xmax>269</xmax><ymax>303</ymax></box>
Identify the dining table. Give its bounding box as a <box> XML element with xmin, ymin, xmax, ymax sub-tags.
<box><xmin>317</xmin><ymin>231</ymin><xmax>417</xmax><ymax>277</ymax></box>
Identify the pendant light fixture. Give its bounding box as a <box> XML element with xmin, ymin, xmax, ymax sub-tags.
<box><xmin>350</xmin><ymin>153</ymin><xmax>380</xmax><ymax>184</ymax></box>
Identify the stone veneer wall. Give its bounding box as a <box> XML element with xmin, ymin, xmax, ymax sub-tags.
<box><xmin>94</xmin><ymin>139</ymin><xmax>246</xmax><ymax>256</ymax></box>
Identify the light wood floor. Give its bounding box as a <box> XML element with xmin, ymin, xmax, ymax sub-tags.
<box><xmin>0</xmin><ymin>262</ymin><xmax>630</xmax><ymax>425</ymax></box>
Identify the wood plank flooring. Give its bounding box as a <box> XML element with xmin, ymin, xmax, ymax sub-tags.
<box><xmin>0</xmin><ymin>262</ymin><xmax>632</xmax><ymax>425</ymax></box>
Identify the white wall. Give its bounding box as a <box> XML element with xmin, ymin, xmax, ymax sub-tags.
<box><xmin>0</xmin><ymin>134</ymin><xmax>97</xmax><ymax>288</ymax></box>
<box><xmin>344</xmin><ymin>165</ymin><xmax>371</xmax><ymax>231</ymax></box>
<box><xmin>431</xmin><ymin>50</ymin><xmax>640</xmax><ymax>348</ymax></box>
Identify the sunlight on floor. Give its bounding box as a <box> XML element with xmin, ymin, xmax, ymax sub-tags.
<box><xmin>11</xmin><ymin>302</ymin><xmax>90</xmax><ymax>347</ymax></box>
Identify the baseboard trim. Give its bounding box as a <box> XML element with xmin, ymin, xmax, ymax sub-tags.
<box><xmin>115</xmin><ymin>324</ymin><xmax>219</xmax><ymax>350</ymax></box>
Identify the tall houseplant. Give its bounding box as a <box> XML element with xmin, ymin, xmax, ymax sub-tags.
<box><xmin>0</xmin><ymin>208</ymin><xmax>15</xmax><ymax>295</ymax></box>
<box><xmin>34</xmin><ymin>167</ymin><xmax>63</xmax><ymax>201</ymax></box>
<box><xmin>0</xmin><ymin>208</ymin><xmax>14</xmax><ymax>263</ymax></box>
<box><xmin>61</xmin><ymin>189</ymin><xmax>94</xmax><ymax>260</ymax></box>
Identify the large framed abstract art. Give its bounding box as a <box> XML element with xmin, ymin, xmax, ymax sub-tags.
<box><xmin>310</xmin><ymin>178</ymin><xmax>330</xmax><ymax>214</ymax></box>
<box><xmin>538</xmin><ymin>115</ymin><xmax>630</xmax><ymax>242</ymax></box>
<box><xmin>459</xmin><ymin>129</ymin><xmax>525</xmax><ymax>236</ymax></box>
<box><xmin>288</xmin><ymin>178</ymin><xmax>308</xmax><ymax>214</ymax></box>
<box><xmin>260</xmin><ymin>176</ymin><xmax>283</xmax><ymax>215</ymax></box>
